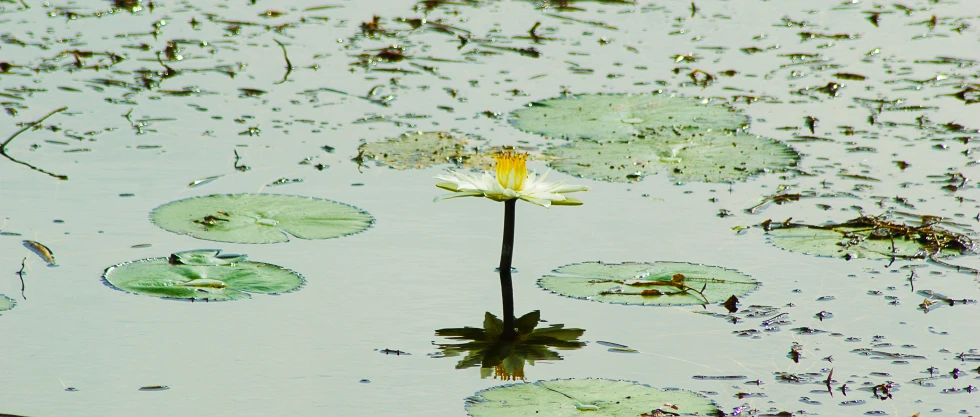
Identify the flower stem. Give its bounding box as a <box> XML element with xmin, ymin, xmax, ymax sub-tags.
<box><xmin>498</xmin><ymin>199</ymin><xmax>517</xmax><ymax>341</ymax></box>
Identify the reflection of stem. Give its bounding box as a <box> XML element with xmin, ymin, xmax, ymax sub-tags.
<box><xmin>0</xmin><ymin>106</ymin><xmax>69</xmax><ymax>180</ymax></box>
<box><xmin>498</xmin><ymin>199</ymin><xmax>517</xmax><ymax>341</ymax></box>
<box><xmin>17</xmin><ymin>257</ymin><xmax>27</xmax><ymax>300</ymax></box>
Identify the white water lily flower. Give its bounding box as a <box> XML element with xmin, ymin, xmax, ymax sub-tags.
<box><xmin>434</xmin><ymin>151</ymin><xmax>588</xmax><ymax>207</ymax></box>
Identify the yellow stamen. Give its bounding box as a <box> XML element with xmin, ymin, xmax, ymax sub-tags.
<box><xmin>492</xmin><ymin>363</ymin><xmax>526</xmax><ymax>381</ymax></box>
<box><xmin>493</xmin><ymin>151</ymin><xmax>528</xmax><ymax>191</ymax></box>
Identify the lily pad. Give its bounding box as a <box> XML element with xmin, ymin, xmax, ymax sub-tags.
<box><xmin>0</xmin><ymin>294</ymin><xmax>15</xmax><ymax>312</ymax></box>
<box><xmin>765</xmin><ymin>215</ymin><xmax>975</xmax><ymax>261</ymax></box>
<box><xmin>102</xmin><ymin>249</ymin><xmax>304</xmax><ymax>301</ymax></box>
<box><xmin>510</xmin><ymin>93</ymin><xmax>749</xmax><ymax>141</ymax></box>
<box><xmin>509</xmin><ymin>93</ymin><xmax>797</xmax><ymax>183</ymax></box>
<box><xmin>150</xmin><ymin>193</ymin><xmax>373</xmax><ymax>244</ymax></box>
<box><xmin>465</xmin><ymin>378</ymin><xmax>720</xmax><ymax>417</ymax></box>
<box><xmin>358</xmin><ymin>131</ymin><xmax>492</xmax><ymax>169</ymax></box>
<box><xmin>546</xmin><ymin>131</ymin><xmax>798</xmax><ymax>183</ymax></box>
<box><xmin>538</xmin><ymin>261</ymin><xmax>758</xmax><ymax>306</ymax></box>
<box><xmin>358</xmin><ymin>131</ymin><xmax>541</xmax><ymax>170</ymax></box>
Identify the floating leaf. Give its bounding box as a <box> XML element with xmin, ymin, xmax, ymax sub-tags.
<box><xmin>538</xmin><ymin>261</ymin><xmax>758</xmax><ymax>306</ymax></box>
<box><xmin>150</xmin><ymin>193</ymin><xmax>373</xmax><ymax>244</ymax></box>
<box><xmin>465</xmin><ymin>378</ymin><xmax>720</xmax><ymax>417</ymax></box>
<box><xmin>548</xmin><ymin>131</ymin><xmax>797</xmax><ymax>183</ymax></box>
<box><xmin>0</xmin><ymin>294</ymin><xmax>15</xmax><ymax>312</ymax></box>
<box><xmin>102</xmin><ymin>249</ymin><xmax>304</xmax><ymax>301</ymax></box>
<box><xmin>509</xmin><ymin>93</ymin><xmax>797</xmax><ymax>183</ymax></box>
<box><xmin>510</xmin><ymin>93</ymin><xmax>749</xmax><ymax>141</ymax></box>
<box><xmin>358</xmin><ymin>131</ymin><xmax>492</xmax><ymax>169</ymax></box>
<box><xmin>358</xmin><ymin>131</ymin><xmax>542</xmax><ymax>170</ymax></box>
<box><xmin>765</xmin><ymin>215</ymin><xmax>975</xmax><ymax>262</ymax></box>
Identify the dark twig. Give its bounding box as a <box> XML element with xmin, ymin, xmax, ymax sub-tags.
<box><xmin>0</xmin><ymin>106</ymin><xmax>69</xmax><ymax>180</ymax></box>
<box><xmin>273</xmin><ymin>39</ymin><xmax>293</xmax><ymax>85</ymax></box>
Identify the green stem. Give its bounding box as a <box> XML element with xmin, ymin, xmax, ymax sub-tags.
<box><xmin>498</xmin><ymin>199</ymin><xmax>517</xmax><ymax>341</ymax></box>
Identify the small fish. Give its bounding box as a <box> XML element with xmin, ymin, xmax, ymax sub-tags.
<box><xmin>23</xmin><ymin>240</ymin><xmax>57</xmax><ymax>267</ymax></box>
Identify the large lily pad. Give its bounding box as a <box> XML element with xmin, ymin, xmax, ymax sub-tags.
<box><xmin>150</xmin><ymin>193</ymin><xmax>373</xmax><ymax>244</ymax></box>
<box><xmin>765</xmin><ymin>215</ymin><xmax>975</xmax><ymax>261</ymax></box>
<box><xmin>102</xmin><ymin>249</ymin><xmax>304</xmax><ymax>301</ymax></box>
<box><xmin>509</xmin><ymin>93</ymin><xmax>797</xmax><ymax>183</ymax></box>
<box><xmin>510</xmin><ymin>93</ymin><xmax>749</xmax><ymax>141</ymax></box>
<box><xmin>538</xmin><ymin>261</ymin><xmax>758</xmax><ymax>306</ymax></box>
<box><xmin>0</xmin><ymin>294</ymin><xmax>14</xmax><ymax>313</ymax></box>
<box><xmin>546</xmin><ymin>131</ymin><xmax>798</xmax><ymax>183</ymax></box>
<box><xmin>465</xmin><ymin>378</ymin><xmax>721</xmax><ymax>416</ymax></box>
<box><xmin>358</xmin><ymin>131</ymin><xmax>493</xmax><ymax>169</ymax></box>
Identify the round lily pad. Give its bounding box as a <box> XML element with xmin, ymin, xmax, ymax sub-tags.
<box><xmin>0</xmin><ymin>294</ymin><xmax>15</xmax><ymax>312</ymax></box>
<box><xmin>765</xmin><ymin>217</ymin><xmax>972</xmax><ymax>260</ymax></box>
<box><xmin>509</xmin><ymin>93</ymin><xmax>797</xmax><ymax>183</ymax></box>
<box><xmin>538</xmin><ymin>261</ymin><xmax>759</xmax><ymax>306</ymax></box>
<box><xmin>465</xmin><ymin>378</ymin><xmax>720</xmax><ymax>416</ymax></box>
<box><xmin>509</xmin><ymin>93</ymin><xmax>749</xmax><ymax>141</ymax></box>
<box><xmin>150</xmin><ymin>193</ymin><xmax>374</xmax><ymax>244</ymax></box>
<box><xmin>546</xmin><ymin>131</ymin><xmax>798</xmax><ymax>183</ymax></box>
<box><xmin>359</xmin><ymin>131</ymin><xmax>493</xmax><ymax>169</ymax></box>
<box><xmin>102</xmin><ymin>249</ymin><xmax>304</xmax><ymax>301</ymax></box>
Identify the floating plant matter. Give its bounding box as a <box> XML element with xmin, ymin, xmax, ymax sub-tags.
<box><xmin>509</xmin><ymin>93</ymin><xmax>798</xmax><ymax>183</ymax></box>
<box><xmin>464</xmin><ymin>378</ymin><xmax>720</xmax><ymax>416</ymax></box>
<box><xmin>102</xmin><ymin>249</ymin><xmax>304</xmax><ymax>301</ymax></box>
<box><xmin>150</xmin><ymin>193</ymin><xmax>374</xmax><ymax>244</ymax></box>
<box><xmin>538</xmin><ymin>261</ymin><xmax>759</xmax><ymax>306</ymax></box>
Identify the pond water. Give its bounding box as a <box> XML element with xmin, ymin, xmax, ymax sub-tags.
<box><xmin>1</xmin><ymin>0</ymin><xmax>979</xmax><ymax>416</ymax></box>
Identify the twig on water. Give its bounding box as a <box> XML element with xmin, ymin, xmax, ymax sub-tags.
<box><xmin>273</xmin><ymin>39</ymin><xmax>293</xmax><ymax>85</ymax></box>
<box><xmin>0</xmin><ymin>106</ymin><xmax>69</xmax><ymax>180</ymax></box>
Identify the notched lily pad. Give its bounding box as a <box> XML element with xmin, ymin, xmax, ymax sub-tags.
<box><xmin>0</xmin><ymin>294</ymin><xmax>15</xmax><ymax>312</ymax></box>
<box><xmin>150</xmin><ymin>193</ymin><xmax>374</xmax><ymax>244</ymax></box>
<box><xmin>358</xmin><ymin>131</ymin><xmax>493</xmax><ymax>169</ymax></box>
<box><xmin>509</xmin><ymin>93</ymin><xmax>797</xmax><ymax>183</ymax></box>
<box><xmin>538</xmin><ymin>261</ymin><xmax>759</xmax><ymax>306</ymax></box>
<box><xmin>465</xmin><ymin>378</ymin><xmax>721</xmax><ymax>417</ymax></box>
<box><xmin>510</xmin><ymin>93</ymin><xmax>750</xmax><ymax>140</ymax></box>
<box><xmin>764</xmin><ymin>214</ymin><xmax>976</xmax><ymax>270</ymax></box>
<box><xmin>358</xmin><ymin>131</ymin><xmax>540</xmax><ymax>170</ymax></box>
<box><xmin>546</xmin><ymin>132</ymin><xmax>798</xmax><ymax>183</ymax></box>
<box><xmin>102</xmin><ymin>249</ymin><xmax>304</xmax><ymax>301</ymax></box>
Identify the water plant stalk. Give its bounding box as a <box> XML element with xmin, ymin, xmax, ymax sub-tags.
<box><xmin>498</xmin><ymin>199</ymin><xmax>517</xmax><ymax>340</ymax></box>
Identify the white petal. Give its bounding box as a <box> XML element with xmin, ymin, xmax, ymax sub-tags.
<box><xmin>433</xmin><ymin>191</ymin><xmax>485</xmax><ymax>202</ymax></box>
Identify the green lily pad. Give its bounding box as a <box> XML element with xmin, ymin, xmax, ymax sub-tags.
<box><xmin>102</xmin><ymin>249</ymin><xmax>304</xmax><ymax>301</ymax></box>
<box><xmin>0</xmin><ymin>294</ymin><xmax>15</xmax><ymax>312</ymax></box>
<box><xmin>510</xmin><ymin>93</ymin><xmax>749</xmax><ymax>141</ymax></box>
<box><xmin>546</xmin><ymin>131</ymin><xmax>798</xmax><ymax>183</ymax></box>
<box><xmin>465</xmin><ymin>378</ymin><xmax>721</xmax><ymax>416</ymax></box>
<box><xmin>358</xmin><ymin>131</ymin><xmax>494</xmax><ymax>169</ymax></box>
<box><xmin>150</xmin><ymin>193</ymin><xmax>373</xmax><ymax>244</ymax></box>
<box><xmin>509</xmin><ymin>93</ymin><xmax>797</xmax><ymax>183</ymax></box>
<box><xmin>765</xmin><ymin>215</ymin><xmax>975</xmax><ymax>261</ymax></box>
<box><xmin>538</xmin><ymin>261</ymin><xmax>758</xmax><ymax>306</ymax></box>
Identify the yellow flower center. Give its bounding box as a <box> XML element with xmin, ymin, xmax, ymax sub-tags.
<box><xmin>494</xmin><ymin>151</ymin><xmax>528</xmax><ymax>191</ymax></box>
<box><xmin>492</xmin><ymin>363</ymin><xmax>526</xmax><ymax>381</ymax></box>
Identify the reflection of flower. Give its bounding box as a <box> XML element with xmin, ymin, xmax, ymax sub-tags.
<box><xmin>434</xmin><ymin>151</ymin><xmax>588</xmax><ymax>207</ymax></box>
<box><xmin>433</xmin><ymin>311</ymin><xmax>585</xmax><ymax>381</ymax></box>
